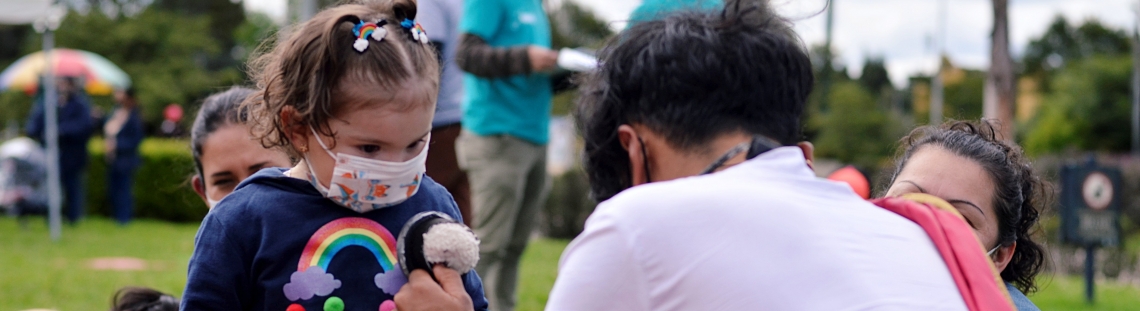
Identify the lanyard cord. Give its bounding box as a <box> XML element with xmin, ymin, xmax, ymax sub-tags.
<box><xmin>699</xmin><ymin>135</ymin><xmax>782</xmax><ymax>175</ymax></box>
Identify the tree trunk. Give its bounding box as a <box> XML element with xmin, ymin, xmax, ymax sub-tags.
<box><xmin>986</xmin><ymin>0</ymin><xmax>1016</xmax><ymax>141</ymax></box>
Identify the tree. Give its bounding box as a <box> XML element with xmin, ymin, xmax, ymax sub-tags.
<box><xmin>810</xmin><ymin>82</ymin><xmax>909</xmax><ymax>171</ymax></box>
<box><xmin>22</xmin><ymin>7</ymin><xmax>241</xmax><ymax>126</ymax></box>
<box><xmin>859</xmin><ymin>57</ymin><xmax>891</xmax><ymax>96</ymax></box>
<box><xmin>1021</xmin><ymin>16</ymin><xmax>1130</xmax><ymax>90</ymax></box>
<box><xmin>548</xmin><ymin>1</ymin><xmax>613</xmax><ymax>50</ymax></box>
<box><xmin>1023</xmin><ymin>56</ymin><xmax>1133</xmax><ymax>155</ymax></box>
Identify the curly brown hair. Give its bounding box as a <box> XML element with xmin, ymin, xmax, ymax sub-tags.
<box><xmin>885</xmin><ymin>119</ymin><xmax>1050</xmax><ymax>294</ymax></box>
<box><xmin>243</xmin><ymin>0</ymin><xmax>440</xmax><ymax>158</ymax></box>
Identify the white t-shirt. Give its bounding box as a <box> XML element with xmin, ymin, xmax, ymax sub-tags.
<box><xmin>546</xmin><ymin>147</ymin><xmax>968</xmax><ymax>311</ymax></box>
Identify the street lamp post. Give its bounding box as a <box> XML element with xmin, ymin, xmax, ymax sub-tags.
<box><xmin>33</xmin><ymin>4</ymin><xmax>65</xmax><ymax>241</ymax></box>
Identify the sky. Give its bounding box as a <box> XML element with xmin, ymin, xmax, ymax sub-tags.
<box><xmin>245</xmin><ymin>0</ymin><xmax>1139</xmax><ymax>87</ymax></box>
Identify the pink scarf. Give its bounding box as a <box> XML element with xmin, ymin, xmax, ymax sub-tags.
<box><xmin>871</xmin><ymin>193</ymin><xmax>1015</xmax><ymax>311</ymax></box>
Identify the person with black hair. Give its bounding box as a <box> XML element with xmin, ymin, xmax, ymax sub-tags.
<box><xmin>544</xmin><ymin>1</ymin><xmax>973</xmax><ymax>309</ymax></box>
<box><xmin>26</xmin><ymin>77</ymin><xmax>93</xmax><ymax>224</ymax></box>
<box><xmin>454</xmin><ymin>0</ymin><xmax>558</xmax><ymax>306</ymax></box>
<box><xmin>111</xmin><ymin>287</ymin><xmax>179</xmax><ymax>311</ymax></box>
<box><xmin>104</xmin><ymin>87</ymin><xmax>144</xmax><ymax>224</ymax></box>
<box><xmin>188</xmin><ymin>87</ymin><xmax>291</xmax><ymax>209</ymax></box>
<box><xmin>883</xmin><ymin>120</ymin><xmax>1046</xmax><ymax>311</ymax></box>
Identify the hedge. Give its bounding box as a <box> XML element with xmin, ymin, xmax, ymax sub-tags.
<box><xmin>85</xmin><ymin>138</ymin><xmax>207</xmax><ymax>222</ymax></box>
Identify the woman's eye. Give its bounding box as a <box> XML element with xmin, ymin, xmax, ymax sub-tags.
<box><xmin>358</xmin><ymin>145</ymin><xmax>381</xmax><ymax>153</ymax></box>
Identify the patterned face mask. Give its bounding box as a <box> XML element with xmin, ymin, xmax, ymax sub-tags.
<box><xmin>304</xmin><ymin>127</ymin><xmax>429</xmax><ymax>213</ymax></box>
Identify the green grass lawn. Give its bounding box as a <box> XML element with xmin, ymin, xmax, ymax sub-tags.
<box><xmin>2</xmin><ymin>216</ymin><xmax>1139</xmax><ymax>311</ymax></box>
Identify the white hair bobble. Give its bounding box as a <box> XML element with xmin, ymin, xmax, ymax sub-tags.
<box><xmin>351</xmin><ymin>19</ymin><xmax>390</xmax><ymax>52</ymax></box>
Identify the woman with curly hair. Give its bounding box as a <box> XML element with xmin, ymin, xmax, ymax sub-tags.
<box><xmin>883</xmin><ymin>120</ymin><xmax>1047</xmax><ymax>311</ymax></box>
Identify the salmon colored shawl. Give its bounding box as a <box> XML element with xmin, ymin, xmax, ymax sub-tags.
<box><xmin>871</xmin><ymin>193</ymin><xmax>1015</xmax><ymax>311</ymax></box>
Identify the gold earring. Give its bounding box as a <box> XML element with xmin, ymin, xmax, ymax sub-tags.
<box><xmin>299</xmin><ymin>145</ymin><xmax>309</xmax><ymax>153</ymax></box>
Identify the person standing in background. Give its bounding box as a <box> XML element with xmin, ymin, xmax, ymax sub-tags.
<box><xmin>104</xmin><ymin>87</ymin><xmax>144</xmax><ymax>225</ymax></box>
<box><xmin>455</xmin><ymin>0</ymin><xmax>559</xmax><ymax>307</ymax></box>
<box><xmin>419</xmin><ymin>0</ymin><xmax>472</xmax><ymax>226</ymax></box>
<box><xmin>26</xmin><ymin>77</ymin><xmax>93</xmax><ymax>224</ymax></box>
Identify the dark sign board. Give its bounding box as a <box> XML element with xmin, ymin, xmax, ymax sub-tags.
<box><xmin>1059</xmin><ymin>160</ymin><xmax>1123</xmax><ymax>247</ymax></box>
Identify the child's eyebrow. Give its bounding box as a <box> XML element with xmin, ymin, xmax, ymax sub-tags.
<box><xmin>344</xmin><ymin>130</ymin><xmax>431</xmax><ymax>145</ymax></box>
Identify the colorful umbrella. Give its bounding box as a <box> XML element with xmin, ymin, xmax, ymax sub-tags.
<box><xmin>0</xmin><ymin>48</ymin><xmax>131</xmax><ymax>96</ymax></box>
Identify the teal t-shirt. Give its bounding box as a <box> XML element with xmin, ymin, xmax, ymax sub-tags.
<box><xmin>628</xmin><ymin>0</ymin><xmax>722</xmax><ymax>27</ymax></box>
<box><xmin>459</xmin><ymin>0</ymin><xmax>553</xmax><ymax>145</ymax></box>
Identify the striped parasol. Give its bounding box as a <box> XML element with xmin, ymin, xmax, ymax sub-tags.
<box><xmin>0</xmin><ymin>48</ymin><xmax>131</xmax><ymax>96</ymax></box>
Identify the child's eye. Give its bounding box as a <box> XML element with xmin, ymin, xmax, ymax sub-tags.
<box><xmin>407</xmin><ymin>139</ymin><xmax>426</xmax><ymax>151</ymax></box>
<box><xmin>212</xmin><ymin>179</ymin><xmax>235</xmax><ymax>187</ymax></box>
<box><xmin>358</xmin><ymin>145</ymin><xmax>381</xmax><ymax>153</ymax></box>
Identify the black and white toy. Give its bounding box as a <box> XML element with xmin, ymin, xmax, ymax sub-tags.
<box><xmin>397</xmin><ymin>212</ymin><xmax>480</xmax><ymax>278</ymax></box>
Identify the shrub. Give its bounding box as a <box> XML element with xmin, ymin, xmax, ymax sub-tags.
<box><xmin>86</xmin><ymin>138</ymin><xmax>206</xmax><ymax>222</ymax></box>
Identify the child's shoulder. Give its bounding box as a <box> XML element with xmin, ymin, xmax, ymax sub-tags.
<box><xmin>209</xmin><ymin>168</ymin><xmax>324</xmax><ymax>220</ymax></box>
<box><xmin>402</xmin><ymin>175</ymin><xmax>462</xmax><ymax>217</ymax></box>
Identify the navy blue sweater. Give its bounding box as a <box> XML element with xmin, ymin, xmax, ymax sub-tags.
<box><xmin>182</xmin><ymin>168</ymin><xmax>489</xmax><ymax>311</ymax></box>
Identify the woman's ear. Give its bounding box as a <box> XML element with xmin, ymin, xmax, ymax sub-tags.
<box><xmin>993</xmin><ymin>241</ymin><xmax>1016</xmax><ymax>272</ymax></box>
<box><xmin>280</xmin><ymin>106</ymin><xmax>309</xmax><ymax>153</ymax></box>
<box><xmin>617</xmin><ymin>124</ymin><xmax>648</xmax><ymax>186</ymax></box>
<box><xmin>192</xmin><ymin>175</ymin><xmax>207</xmax><ymax>203</ymax></box>
<box><xmin>797</xmin><ymin>141</ymin><xmax>815</xmax><ymax>170</ymax></box>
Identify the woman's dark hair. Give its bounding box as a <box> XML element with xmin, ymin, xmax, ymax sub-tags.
<box><xmin>190</xmin><ymin>87</ymin><xmax>258</xmax><ymax>183</ymax></box>
<box><xmin>886</xmin><ymin>120</ymin><xmax>1047</xmax><ymax>294</ymax></box>
<box><xmin>576</xmin><ymin>0</ymin><xmax>813</xmax><ymax>201</ymax></box>
<box><xmin>111</xmin><ymin>287</ymin><xmax>179</xmax><ymax>311</ymax></box>
<box><xmin>244</xmin><ymin>1</ymin><xmax>440</xmax><ymax>159</ymax></box>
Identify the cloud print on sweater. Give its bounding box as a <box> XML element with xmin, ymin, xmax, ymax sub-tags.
<box><xmin>283</xmin><ymin>267</ymin><xmax>342</xmax><ymax>301</ymax></box>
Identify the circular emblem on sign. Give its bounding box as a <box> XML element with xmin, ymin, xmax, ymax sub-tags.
<box><xmin>1082</xmin><ymin>172</ymin><xmax>1113</xmax><ymax>210</ymax></box>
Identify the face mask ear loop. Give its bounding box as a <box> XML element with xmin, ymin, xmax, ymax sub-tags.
<box><xmin>638</xmin><ymin>136</ymin><xmax>652</xmax><ymax>184</ymax></box>
<box><xmin>986</xmin><ymin>245</ymin><xmax>1001</xmax><ymax>258</ymax></box>
<box><xmin>304</xmin><ymin>126</ymin><xmax>337</xmax><ymax>193</ymax></box>
<box><xmin>309</xmin><ymin>126</ymin><xmax>338</xmax><ymax>160</ymax></box>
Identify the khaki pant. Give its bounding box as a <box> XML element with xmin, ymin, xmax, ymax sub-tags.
<box><xmin>457</xmin><ymin>131</ymin><xmax>549</xmax><ymax>311</ymax></box>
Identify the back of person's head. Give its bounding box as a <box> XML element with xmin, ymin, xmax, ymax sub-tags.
<box><xmin>244</xmin><ymin>0</ymin><xmax>440</xmax><ymax>158</ymax></box>
<box><xmin>577</xmin><ymin>0</ymin><xmax>813</xmax><ymax>201</ymax></box>
<box><xmin>110</xmin><ymin>287</ymin><xmax>178</xmax><ymax>311</ymax></box>
<box><xmin>191</xmin><ymin>86</ymin><xmax>257</xmax><ymax>181</ymax></box>
<box><xmin>887</xmin><ymin>120</ymin><xmax>1047</xmax><ymax>294</ymax></box>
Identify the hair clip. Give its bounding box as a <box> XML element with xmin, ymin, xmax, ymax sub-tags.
<box><xmin>400</xmin><ymin>18</ymin><xmax>429</xmax><ymax>44</ymax></box>
<box><xmin>352</xmin><ymin>19</ymin><xmax>389</xmax><ymax>52</ymax></box>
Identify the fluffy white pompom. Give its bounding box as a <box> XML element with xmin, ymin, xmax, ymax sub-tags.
<box><xmin>422</xmin><ymin>223</ymin><xmax>480</xmax><ymax>273</ymax></box>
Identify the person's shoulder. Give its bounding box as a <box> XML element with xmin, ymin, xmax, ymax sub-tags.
<box><xmin>211</xmin><ymin>168</ymin><xmax>311</xmax><ymax>219</ymax></box>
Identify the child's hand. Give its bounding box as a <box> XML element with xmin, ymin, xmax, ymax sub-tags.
<box><xmin>394</xmin><ymin>265</ymin><xmax>472</xmax><ymax>311</ymax></box>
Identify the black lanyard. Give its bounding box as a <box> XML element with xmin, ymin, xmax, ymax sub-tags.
<box><xmin>699</xmin><ymin>135</ymin><xmax>781</xmax><ymax>175</ymax></box>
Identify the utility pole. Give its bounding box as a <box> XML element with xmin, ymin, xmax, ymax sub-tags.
<box><xmin>930</xmin><ymin>0</ymin><xmax>946</xmax><ymax>124</ymax></box>
<box><xmin>33</xmin><ymin>3</ymin><xmax>64</xmax><ymax>241</ymax></box>
<box><xmin>1132</xmin><ymin>1</ymin><xmax>1140</xmax><ymax>156</ymax></box>
<box><xmin>986</xmin><ymin>0</ymin><xmax>1015</xmax><ymax>141</ymax></box>
<box><xmin>819</xmin><ymin>0</ymin><xmax>835</xmax><ymax>112</ymax></box>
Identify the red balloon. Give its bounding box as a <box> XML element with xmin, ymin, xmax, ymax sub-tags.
<box><xmin>286</xmin><ymin>303</ymin><xmax>306</xmax><ymax>311</ymax></box>
<box><xmin>827</xmin><ymin>166</ymin><xmax>870</xmax><ymax>199</ymax></box>
<box><xmin>163</xmin><ymin>104</ymin><xmax>184</xmax><ymax>122</ymax></box>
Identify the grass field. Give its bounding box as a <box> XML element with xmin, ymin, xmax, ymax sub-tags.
<box><xmin>1</xmin><ymin>216</ymin><xmax>1138</xmax><ymax>310</ymax></box>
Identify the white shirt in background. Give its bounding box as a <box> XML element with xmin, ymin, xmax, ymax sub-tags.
<box><xmin>546</xmin><ymin>147</ymin><xmax>968</xmax><ymax>311</ymax></box>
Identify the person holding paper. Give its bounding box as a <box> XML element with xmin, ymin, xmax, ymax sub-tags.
<box><xmin>454</xmin><ymin>0</ymin><xmax>557</xmax><ymax>309</ymax></box>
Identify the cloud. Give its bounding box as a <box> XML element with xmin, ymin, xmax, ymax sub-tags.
<box><xmin>374</xmin><ymin>264</ymin><xmax>408</xmax><ymax>295</ymax></box>
<box><xmin>283</xmin><ymin>267</ymin><xmax>342</xmax><ymax>301</ymax></box>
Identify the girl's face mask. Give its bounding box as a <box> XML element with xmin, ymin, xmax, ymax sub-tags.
<box><xmin>304</xmin><ymin>127</ymin><xmax>429</xmax><ymax>213</ymax></box>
